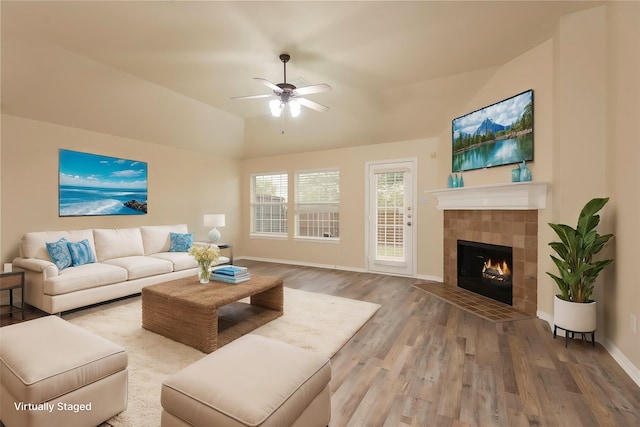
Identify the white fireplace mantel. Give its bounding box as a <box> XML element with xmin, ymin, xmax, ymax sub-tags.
<box><xmin>425</xmin><ymin>182</ymin><xmax>549</xmax><ymax>210</ymax></box>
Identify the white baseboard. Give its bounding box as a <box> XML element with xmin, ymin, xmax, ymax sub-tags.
<box><xmin>238</xmin><ymin>256</ymin><xmax>444</xmax><ymax>282</ymax></box>
<box><xmin>416</xmin><ymin>274</ymin><xmax>443</xmax><ymax>282</ymax></box>
<box><xmin>602</xmin><ymin>338</ymin><xmax>640</xmax><ymax>387</ymax></box>
<box><xmin>538</xmin><ymin>309</ymin><xmax>640</xmax><ymax>387</ymax></box>
<box><xmin>537</xmin><ymin>310</ymin><xmax>554</xmax><ymax>331</ymax></box>
<box><xmin>236</xmin><ymin>256</ymin><xmax>367</xmax><ymax>274</ymax></box>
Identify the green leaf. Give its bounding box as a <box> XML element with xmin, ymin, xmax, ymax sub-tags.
<box><xmin>546</xmin><ymin>197</ymin><xmax>613</xmax><ymax>302</ymax></box>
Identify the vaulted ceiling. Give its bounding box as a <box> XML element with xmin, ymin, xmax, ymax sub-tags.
<box><xmin>1</xmin><ymin>1</ymin><xmax>600</xmax><ymax>159</ymax></box>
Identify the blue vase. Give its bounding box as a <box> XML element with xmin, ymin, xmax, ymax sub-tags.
<box><xmin>459</xmin><ymin>174</ymin><xmax>464</xmax><ymax>187</ymax></box>
<box><xmin>519</xmin><ymin>161</ymin><xmax>532</xmax><ymax>182</ymax></box>
<box><xmin>447</xmin><ymin>174</ymin><xmax>454</xmax><ymax>188</ymax></box>
<box><xmin>512</xmin><ymin>168</ymin><xmax>521</xmax><ymax>182</ymax></box>
<box><xmin>452</xmin><ymin>174</ymin><xmax>459</xmax><ymax>188</ymax></box>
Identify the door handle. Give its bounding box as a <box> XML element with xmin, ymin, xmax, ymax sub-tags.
<box><xmin>407</xmin><ymin>222</ymin><xmax>412</xmax><ymax>226</ymax></box>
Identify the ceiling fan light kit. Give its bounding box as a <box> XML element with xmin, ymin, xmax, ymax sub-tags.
<box><xmin>269</xmin><ymin>99</ymin><xmax>284</xmax><ymax>117</ymax></box>
<box><xmin>288</xmin><ymin>99</ymin><xmax>301</xmax><ymax>117</ymax></box>
<box><xmin>233</xmin><ymin>53</ymin><xmax>331</xmax><ymax>118</ymax></box>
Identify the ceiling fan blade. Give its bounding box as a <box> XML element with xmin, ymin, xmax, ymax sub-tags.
<box><xmin>231</xmin><ymin>94</ymin><xmax>273</xmax><ymax>100</ymax></box>
<box><xmin>297</xmin><ymin>97</ymin><xmax>330</xmax><ymax>113</ymax></box>
<box><xmin>294</xmin><ymin>83</ymin><xmax>332</xmax><ymax>96</ymax></box>
<box><xmin>253</xmin><ymin>77</ymin><xmax>282</xmax><ymax>92</ymax></box>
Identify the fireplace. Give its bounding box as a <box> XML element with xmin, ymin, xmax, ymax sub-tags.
<box><xmin>443</xmin><ymin>209</ymin><xmax>538</xmax><ymax>315</ymax></box>
<box><xmin>427</xmin><ymin>182</ymin><xmax>548</xmax><ymax>316</ymax></box>
<box><xmin>457</xmin><ymin>240</ymin><xmax>513</xmax><ymax>305</ymax></box>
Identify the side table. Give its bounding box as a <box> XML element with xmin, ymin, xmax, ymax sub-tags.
<box><xmin>217</xmin><ymin>243</ymin><xmax>233</xmax><ymax>265</ymax></box>
<box><xmin>194</xmin><ymin>242</ymin><xmax>233</xmax><ymax>265</ymax></box>
<box><xmin>0</xmin><ymin>269</ymin><xmax>25</xmax><ymax>320</ymax></box>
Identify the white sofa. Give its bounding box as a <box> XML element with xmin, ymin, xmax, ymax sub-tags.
<box><xmin>12</xmin><ymin>224</ymin><xmax>228</xmax><ymax>314</ymax></box>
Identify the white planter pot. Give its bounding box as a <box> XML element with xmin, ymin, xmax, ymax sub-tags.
<box><xmin>553</xmin><ymin>295</ymin><xmax>596</xmax><ymax>332</ymax></box>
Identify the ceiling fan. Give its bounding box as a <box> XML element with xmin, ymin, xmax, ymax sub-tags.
<box><xmin>232</xmin><ymin>53</ymin><xmax>331</xmax><ymax>118</ymax></box>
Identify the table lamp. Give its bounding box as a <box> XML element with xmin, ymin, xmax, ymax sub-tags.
<box><xmin>203</xmin><ymin>214</ymin><xmax>225</xmax><ymax>243</ymax></box>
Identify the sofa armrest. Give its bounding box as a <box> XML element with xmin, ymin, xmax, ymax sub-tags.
<box><xmin>13</xmin><ymin>257</ymin><xmax>59</xmax><ymax>279</ymax></box>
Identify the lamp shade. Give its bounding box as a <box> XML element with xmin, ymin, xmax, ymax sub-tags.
<box><xmin>204</xmin><ymin>214</ymin><xmax>225</xmax><ymax>227</ymax></box>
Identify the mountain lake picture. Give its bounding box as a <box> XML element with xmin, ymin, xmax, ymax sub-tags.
<box><xmin>452</xmin><ymin>90</ymin><xmax>533</xmax><ymax>172</ymax></box>
<box><xmin>59</xmin><ymin>149</ymin><xmax>148</xmax><ymax>216</ymax></box>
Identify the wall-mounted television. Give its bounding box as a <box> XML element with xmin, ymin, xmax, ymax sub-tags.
<box><xmin>452</xmin><ymin>89</ymin><xmax>533</xmax><ymax>172</ymax></box>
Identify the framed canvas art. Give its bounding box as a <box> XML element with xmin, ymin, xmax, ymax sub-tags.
<box><xmin>452</xmin><ymin>90</ymin><xmax>533</xmax><ymax>172</ymax></box>
<box><xmin>59</xmin><ymin>149</ymin><xmax>148</xmax><ymax>216</ymax></box>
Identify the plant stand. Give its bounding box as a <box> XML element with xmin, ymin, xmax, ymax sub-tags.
<box><xmin>553</xmin><ymin>325</ymin><xmax>595</xmax><ymax>348</ymax></box>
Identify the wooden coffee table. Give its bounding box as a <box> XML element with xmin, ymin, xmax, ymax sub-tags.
<box><xmin>142</xmin><ymin>275</ymin><xmax>283</xmax><ymax>353</ymax></box>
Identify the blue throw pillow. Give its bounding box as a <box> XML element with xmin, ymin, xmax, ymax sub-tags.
<box><xmin>46</xmin><ymin>237</ymin><xmax>72</xmax><ymax>271</ymax></box>
<box><xmin>169</xmin><ymin>232</ymin><xmax>193</xmax><ymax>252</ymax></box>
<box><xmin>67</xmin><ymin>239</ymin><xmax>96</xmax><ymax>266</ymax></box>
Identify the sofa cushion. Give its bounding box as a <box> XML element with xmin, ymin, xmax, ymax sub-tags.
<box><xmin>150</xmin><ymin>252</ymin><xmax>198</xmax><ymax>271</ymax></box>
<box><xmin>67</xmin><ymin>239</ymin><xmax>96</xmax><ymax>266</ymax></box>
<box><xmin>45</xmin><ymin>237</ymin><xmax>73</xmax><ymax>271</ymax></box>
<box><xmin>43</xmin><ymin>263</ymin><xmax>128</xmax><ymax>296</ymax></box>
<box><xmin>104</xmin><ymin>256</ymin><xmax>173</xmax><ymax>280</ymax></box>
<box><xmin>140</xmin><ymin>224</ymin><xmax>189</xmax><ymax>255</ymax></box>
<box><xmin>21</xmin><ymin>230</ymin><xmax>95</xmax><ymax>261</ymax></box>
<box><xmin>93</xmin><ymin>228</ymin><xmax>145</xmax><ymax>262</ymax></box>
<box><xmin>169</xmin><ymin>232</ymin><xmax>193</xmax><ymax>252</ymax></box>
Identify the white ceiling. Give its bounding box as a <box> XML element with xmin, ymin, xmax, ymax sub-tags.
<box><xmin>1</xmin><ymin>1</ymin><xmax>601</xmax><ymax>159</ymax></box>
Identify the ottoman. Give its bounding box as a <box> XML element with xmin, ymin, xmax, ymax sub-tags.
<box><xmin>161</xmin><ymin>334</ymin><xmax>331</xmax><ymax>427</ymax></box>
<box><xmin>0</xmin><ymin>316</ymin><xmax>128</xmax><ymax>427</ymax></box>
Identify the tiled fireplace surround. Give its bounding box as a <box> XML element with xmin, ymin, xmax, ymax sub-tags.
<box><xmin>430</xmin><ymin>182</ymin><xmax>548</xmax><ymax>316</ymax></box>
<box><xmin>443</xmin><ymin>209</ymin><xmax>538</xmax><ymax>315</ymax></box>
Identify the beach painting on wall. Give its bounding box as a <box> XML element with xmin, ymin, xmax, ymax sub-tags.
<box><xmin>452</xmin><ymin>89</ymin><xmax>533</xmax><ymax>172</ymax></box>
<box><xmin>59</xmin><ymin>149</ymin><xmax>148</xmax><ymax>216</ymax></box>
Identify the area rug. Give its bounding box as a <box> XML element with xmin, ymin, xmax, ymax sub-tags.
<box><xmin>413</xmin><ymin>281</ymin><xmax>534</xmax><ymax>322</ymax></box>
<box><xmin>64</xmin><ymin>287</ymin><xmax>380</xmax><ymax>427</ymax></box>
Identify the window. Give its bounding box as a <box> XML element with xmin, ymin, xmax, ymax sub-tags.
<box><xmin>251</xmin><ymin>173</ymin><xmax>288</xmax><ymax>236</ymax></box>
<box><xmin>295</xmin><ymin>169</ymin><xmax>339</xmax><ymax>239</ymax></box>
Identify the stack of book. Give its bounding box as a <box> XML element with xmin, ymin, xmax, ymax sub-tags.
<box><xmin>211</xmin><ymin>265</ymin><xmax>250</xmax><ymax>284</ymax></box>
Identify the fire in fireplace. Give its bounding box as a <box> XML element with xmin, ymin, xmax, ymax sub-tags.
<box><xmin>482</xmin><ymin>258</ymin><xmax>512</xmax><ymax>283</ymax></box>
<box><xmin>457</xmin><ymin>240</ymin><xmax>513</xmax><ymax>305</ymax></box>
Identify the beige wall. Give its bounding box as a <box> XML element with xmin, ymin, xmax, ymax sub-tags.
<box><xmin>604</xmin><ymin>1</ymin><xmax>640</xmax><ymax>372</ymax></box>
<box><xmin>552</xmin><ymin>5</ymin><xmax>609</xmax><ymax>330</ymax></box>
<box><xmin>239</xmin><ymin>138</ymin><xmax>441</xmax><ymax>278</ymax></box>
<box><xmin>551</xmin><ymin>4</ymin><xmax>640</xmax><ymax>373</ymax></box>
<box><xmin>436</xmin><ymin>40</ymin><xmax>554</xmax><ymax>190</ymax></box>
<box><xmin>436</xmin><ymin>38</ymin><xmax>555</xmax><ymax>317</ymax></box>
<box><xmin>0</xmin><ymin>115</ymin><xmax>241</xmax><ymax>263</ymax></box>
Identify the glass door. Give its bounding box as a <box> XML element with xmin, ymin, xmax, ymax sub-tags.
<box><xmin>366</xmin><ymin>160</ymin><xmax>416</xmax><ymax>276</ymax></box>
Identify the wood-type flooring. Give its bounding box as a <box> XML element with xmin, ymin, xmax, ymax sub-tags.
<box><xmin>244</xmin><ymin>261</ymin><xmax>640</xmax><ymax>427</ymax></box>
<box><xmin>3</xmin><ymin>260</ymin><xmax>639</xmax><ymax>426</ymax></box>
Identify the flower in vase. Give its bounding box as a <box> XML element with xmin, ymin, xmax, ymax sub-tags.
<box><xmin>188</xmin><ymin>244</ymin><xmax>220</xmax><ymax>282</ymax></box>
<box><xmin>188</xmin><ymin>244</ymin><xmax>220</xmax><ymax>264</ymax></box>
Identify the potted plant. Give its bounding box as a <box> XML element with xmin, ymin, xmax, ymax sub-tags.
<box><xmin>547</xmin><ymin>197</ymin><xmax>614</xmax><ymax>337</ymax></box>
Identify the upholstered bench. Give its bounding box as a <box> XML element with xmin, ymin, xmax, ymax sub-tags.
<box><xmin>0</xmin><ymin>316</ymin><xmax>128</xmax><ymax>427</ymax></box>
<box><xmin>161</xmin><ymin>334</ymin><xmax>331</xmax><ymax>427</ymax></box>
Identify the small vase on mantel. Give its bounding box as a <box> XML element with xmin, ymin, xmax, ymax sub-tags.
<box><xmin>519</xmin><ymin>161</ymin><xmax>532</xmax><ymax>182</ymax></box>
<box><xmin>512</xmin><ymin>167</ymin><xmax>521</xmax><ymax>182</ymax></box>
